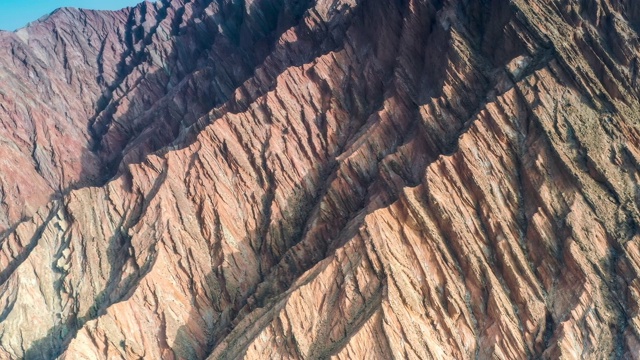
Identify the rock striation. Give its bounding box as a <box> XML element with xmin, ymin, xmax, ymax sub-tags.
<box><xmin>0</xmin><ymin>0</ymin><xmax>640</xmax><ymax>359</ymax></box>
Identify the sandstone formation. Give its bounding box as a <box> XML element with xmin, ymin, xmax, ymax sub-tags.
<box><xmin>0</xmin><ymin>0</ymin><xmax>639</xmax><ymax>359</ymax></box>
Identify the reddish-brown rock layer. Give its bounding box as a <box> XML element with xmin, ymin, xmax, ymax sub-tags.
<box><xmin>0</xmin><ymin>0</ymin><xmax>305</xmax><ymax>231</ymax></box>
<box><xmin>1</xmin><ymin>0</ymin><xmax>640</xmax><ymax>359</ymax></box>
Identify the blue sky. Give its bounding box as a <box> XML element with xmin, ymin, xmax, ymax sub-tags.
<box><xmin>0</xmin><ymin>0</ymin><xmax>148</xmax><ymax>31</ymax></box>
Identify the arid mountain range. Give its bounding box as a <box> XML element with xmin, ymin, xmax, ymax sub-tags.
<box><xmin>0</xmin><ymin>0</ymin><xmax>639</xmax><ymax>358</ymax></box>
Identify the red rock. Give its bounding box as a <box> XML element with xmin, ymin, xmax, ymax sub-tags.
<box><xmin>0</xmin><ymin>0</ymin><xmax>640</xmax><ymax>359</ymax></box>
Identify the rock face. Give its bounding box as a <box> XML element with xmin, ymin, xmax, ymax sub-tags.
<box><xmin>0</xmin><ymin>0</ymin><xmax>640</xmax><ymax>358</ymax></box>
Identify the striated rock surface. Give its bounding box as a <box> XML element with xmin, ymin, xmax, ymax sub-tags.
<box><xmin>0</xmin><ymin>0</ymin><xmax>640</xmax><ymax>359</ymax></box>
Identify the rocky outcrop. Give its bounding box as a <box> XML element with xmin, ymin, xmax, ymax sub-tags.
<box><xmin>0</xmin><ymin>0</ymin><xmax>640</xmax><ymax>359</ymax></box>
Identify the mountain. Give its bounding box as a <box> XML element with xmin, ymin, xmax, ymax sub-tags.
<box><xmin>0</xmin><ymin>0</ymin><xmax>639</xmax><ymax>358</ymax></box>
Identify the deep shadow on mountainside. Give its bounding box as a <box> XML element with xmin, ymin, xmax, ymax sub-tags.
<box><xmin>0</xmin><ymin>0</ymin><xmax>640</xmax><ymax>358</ymax></box>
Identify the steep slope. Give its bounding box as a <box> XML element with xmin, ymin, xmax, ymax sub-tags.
<box><xmin>0</xmin><ymin>0</ymin><xmax>309</xmax><ymax>231</ymax></box>
<box><xmin>1</xmin><ymin>0</ymin><xmax>640</xmax><ymax>359</ymax></box>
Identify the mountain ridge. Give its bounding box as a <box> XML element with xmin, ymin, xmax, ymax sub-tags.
<box><xmin>0</xmin><ymin>0</ymin><xmax>640</xmax><ymax>359</ymax></box>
